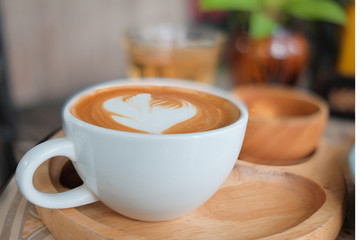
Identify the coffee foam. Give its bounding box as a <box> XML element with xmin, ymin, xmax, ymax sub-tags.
<box><xmin>70</xmin><ymin>85</ymin><xmax>240</xmax><ymax>134</ymax></box>
<box><xmin>103</xmin><ymin>93</ymin><xmax>197</xmax><ymax>133</ymax></box>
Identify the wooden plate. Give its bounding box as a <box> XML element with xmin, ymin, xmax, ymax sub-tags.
<box><xmin>33</xmin><ymin>132</ymin><xmax>345</xmax><ymax>240</ymax></box>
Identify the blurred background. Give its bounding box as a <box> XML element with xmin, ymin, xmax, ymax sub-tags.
<box><xmin>0</xmin><ymin>0</ymin><xmax>355</xmax><ymax>238</ymax></box>
<box><xmin>0</xmin><ymin>0</ymin><xmax>355</xmax><ymax>196</ymax></box>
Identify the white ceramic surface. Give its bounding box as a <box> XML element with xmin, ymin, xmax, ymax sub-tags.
<box><xmin>16</xmin><ymin>78</ymin><xmax>248</xmax><ymax>221</ymax></box>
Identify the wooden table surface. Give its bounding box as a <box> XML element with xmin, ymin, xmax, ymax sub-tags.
<box><xmin>0</xmin><ymin>102</ymin><xmax>355</xmax><ymax>240</ymax></box>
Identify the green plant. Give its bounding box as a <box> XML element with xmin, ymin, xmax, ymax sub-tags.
<box><xmin>200</xmin><ymin>0</ymin><xmax>346</xmax><ymax>39</ymax></box>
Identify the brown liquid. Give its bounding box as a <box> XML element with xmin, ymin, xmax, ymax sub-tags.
<box><xmin>70</xmin><ymin>86</ymin><xmax>240</xmax><ymax>134</ymax></box>
<box><xmin>127</xmin><ymin>45</ymin><xmax>222</xmax><ymax>83</ymax></box>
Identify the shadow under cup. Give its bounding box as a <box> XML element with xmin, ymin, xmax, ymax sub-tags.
<box><xmin>17</xmin><ymin>79</ymin><xmax>248</xmax><ymax>222</ymax></box>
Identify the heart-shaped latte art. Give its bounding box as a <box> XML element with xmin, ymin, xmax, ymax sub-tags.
<box><xmin>103</xmin><ymin>93</ymin><xmax>197</xmax><ymax>133</ymax></box>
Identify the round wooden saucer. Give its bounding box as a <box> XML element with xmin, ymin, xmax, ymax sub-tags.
<box><xmin>33</xmin><ymin>131</ymin><xmax>345</xmax><ymax>239</ymax></box>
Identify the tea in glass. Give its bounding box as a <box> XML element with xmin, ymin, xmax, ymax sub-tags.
<box><xmin>125</xmin><ymin>24</ymin><xmax>224</xmax><ymax>84</ymax></box>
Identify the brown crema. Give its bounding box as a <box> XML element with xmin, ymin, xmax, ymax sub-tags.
<box><xmin>70</xmin><ymin>85</ymin><xmax>240</xmax><ymax>134</ymax></box>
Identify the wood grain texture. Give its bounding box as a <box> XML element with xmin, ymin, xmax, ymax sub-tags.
<box><xmin>232</xmin><ymin>86</ymin><xmax>329</xmax><ymax>165</ymax></box>
<box><xmin>33</xmin><ymin>131</ymin><xmax>345</xmax><ymax>240</ymax></box>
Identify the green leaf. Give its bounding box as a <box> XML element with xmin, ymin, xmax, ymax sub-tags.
<box><xmin>284</xmin><ymin>0</ymin><xmax>346</xmax><ymax>25</ymax></box>
<box><xmin>200</xmin><ymin>0</ymin><xmax>262</xmax><ymax>12</ymax></box>
<box><xmin>261</xmin><ymin>0</ymin><xmax>288</xmax><ymax>11</ymax></box>
<box><xmin>249</xmin><ymin>12</ymin><xmax>278</xmax><ymax>39</ymax></box>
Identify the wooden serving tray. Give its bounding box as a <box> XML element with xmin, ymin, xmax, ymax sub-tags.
<box><xmin>33</xmin><ymin>131</ymin><xmax>346</xmax><ymax>240</ymax></box>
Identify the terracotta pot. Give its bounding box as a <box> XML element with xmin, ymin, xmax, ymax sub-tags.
<box><xmin>228</xmin><ymin>29</ymin><xmax>309</xmax><ymax>85</ymax></box>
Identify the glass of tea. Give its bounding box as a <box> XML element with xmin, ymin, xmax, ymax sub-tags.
<box><xmin>125</xmin><ymin>23</ymin><xmax>224</xmax><ymax>84</ymax></box>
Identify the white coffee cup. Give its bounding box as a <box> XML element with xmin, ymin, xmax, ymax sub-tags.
<box><xmin>16</xmin><ymin>78</ymin><xmax>248</xmax><ymax>221</ymax></box>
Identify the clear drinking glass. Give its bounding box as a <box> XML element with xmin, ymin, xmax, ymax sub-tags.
<box><xmin>125</xmin><ymin>23</ymin><xmax>224</xmax><ymax>84</ymax></box>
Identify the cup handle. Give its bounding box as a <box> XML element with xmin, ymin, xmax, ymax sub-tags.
<box><xmin>16</xmin><ymin>138</ymin><xmax>98</xmax><ymax>208</ymax></box>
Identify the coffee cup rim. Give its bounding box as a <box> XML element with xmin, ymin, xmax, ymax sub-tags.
<box><xmin>62</xmin><ymin>78</ymin><xmax>248</xmax><ymax>137</ymax></box>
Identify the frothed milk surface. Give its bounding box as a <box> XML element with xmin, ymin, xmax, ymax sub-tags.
<box><xmin>70</xmin><ymin>85</ymin><xmax>240</xmax><ymax>134</ymax></box>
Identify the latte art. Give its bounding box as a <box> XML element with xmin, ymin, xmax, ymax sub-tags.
<box><xmin>70</xmin><ymin>85</ymin><xmax>240</xmax><ymax>134</ymax></box>
<box><xmin>103</xmin><ymin>93</ymin><xmax>197</xmax><ymax>133</ymax></box>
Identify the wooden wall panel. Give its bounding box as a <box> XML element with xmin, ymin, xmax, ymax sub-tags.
<box><xmin>1</xmin><ymin>0</ymin><xmax>188</xmax><ymax>108</ymax></box>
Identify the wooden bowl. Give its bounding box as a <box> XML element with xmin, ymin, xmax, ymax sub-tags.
<box><xmin>232</xmin><ymin>86</ymin><xmax>329</xmax><ymax>165</ymax></box>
